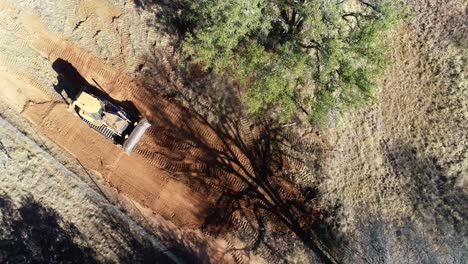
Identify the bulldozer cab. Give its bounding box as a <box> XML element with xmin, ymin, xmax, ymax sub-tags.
<box><xmin>71</xmin><ymin>92</ymin><xmax>104</xmax><ymax>125</ymax></box>
<box><xmin>73</xmin><ymin>91</ymin><xmax>103</xmax><ymax>115</ymax></box>
<box><xmin>70</xmin><ymin>91</ymin><xmax>131</xmax><ymax>136</ymax></box>
<box><xmin>68</xmin><ymin>90</ymin><xmax>150</xmax><ymax>155</ymax></box>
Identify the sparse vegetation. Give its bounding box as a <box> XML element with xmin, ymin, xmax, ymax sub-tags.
<box><xmin>182</xmin><ymin>0</ymin><xmax>402</xmax><ymax>123</ymax></box>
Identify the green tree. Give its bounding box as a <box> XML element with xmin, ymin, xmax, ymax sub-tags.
<box><xmin>182</xmin><ymin>0</ymin><xmax>402</xmax><ymax>124</ymax></box>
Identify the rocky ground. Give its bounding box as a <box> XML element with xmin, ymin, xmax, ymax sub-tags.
<box><xmin>0</xmin><ymin>0</ymin><xmax>466</xmax><ymax>263</ymax></box>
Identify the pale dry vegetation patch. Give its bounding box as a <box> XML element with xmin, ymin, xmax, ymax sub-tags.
<box><xmin>318</xmin><ymin>0</ymin><xmax>467</xmax><ymax>262</ymax></box>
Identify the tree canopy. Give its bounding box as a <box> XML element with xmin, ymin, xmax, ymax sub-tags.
<box><xmin>182</xmin><ymin>0</ymin><xmax>402</xmax><ymax>123</ymax></box>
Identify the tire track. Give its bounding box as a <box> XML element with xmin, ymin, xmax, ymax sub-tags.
<box><xmin>285</xmin><ymin>156</ymin><xmax>316</xmax><ymax>187</ymax></box>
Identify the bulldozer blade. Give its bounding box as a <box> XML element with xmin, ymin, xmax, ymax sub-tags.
<box><xmin>122</xmin><ymin>118</ymin><xmax>151</xmax><ymax>155</ymax></box>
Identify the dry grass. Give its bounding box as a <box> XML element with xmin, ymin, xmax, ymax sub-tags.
<box><xmin>317</xmin><ymin>0</ymin><xmax>467</xmax><ymax>262</ymax></box>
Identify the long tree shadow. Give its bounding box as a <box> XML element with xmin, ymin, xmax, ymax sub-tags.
<box><xmin>0</xmin><ymin>192</ymin><xmax>185</xmax><ymax>263</ymax></box>
<box><xmin>120</xmin><ymin>3</ymin><xmax>341</xmax><ymax>260</ymax></box>
<box><xmin>110</xmin><ymin>10</ymin><xmax>337</xmax><ymax>255</ymax></box>
<box><xmin>0</xmin><ymin>193</ymin><xmax>97</xmax><ymax>263</ymax></box>
<box><xmin>133</xmin><ymin>84</ymin><xmax>340</xmax><ymax>263</ymax></box>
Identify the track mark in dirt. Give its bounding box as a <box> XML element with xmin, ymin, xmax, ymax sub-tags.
<box><xmin>21</xmin><ymin>101</ymin><xmax>210</xmax><ymax>229</ymax></box>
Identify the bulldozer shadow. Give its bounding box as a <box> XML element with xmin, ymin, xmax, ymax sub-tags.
<box><xmin>52</xmin><ymin>58</ymin><xmax>88</xmax><ymax>103</ymax></box>
<box><xmin>52</xmin><ymin>58</ymin><xmax>141</xmax><ymax>119</ymax></box>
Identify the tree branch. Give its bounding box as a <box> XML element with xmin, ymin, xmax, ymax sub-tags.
<box><xmin>342</xmin><ymin>13</ymin><xmax>361</xmax><ymax>28</ymax></box>
<box><xmin>358</xmin><ymin>0</ymin><xmax>378</xmax><ymax>12</ymax></box>
<box><xmin>300</xmin><ymin>39</ymin><xmax>322</xmax><ymax>50</ymax></box>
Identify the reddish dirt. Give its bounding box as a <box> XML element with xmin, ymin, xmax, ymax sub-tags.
<box><xmin>23</xmin><ymin>101</ymin><xmax>210</xmax><ymax>228</ymax></box>
<box><xmin>2</xmin><ymin>0</ymin><xmax>465</xmax><ymax>262</ymax></box>
<box><xmin>28</xmin><ymin>30</ymin><xmax>257</xmax><ymax>205</ymax></box>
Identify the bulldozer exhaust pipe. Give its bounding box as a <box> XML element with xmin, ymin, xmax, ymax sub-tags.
<box><xmin>122</xmin><ymin>118</ymin><xmax>151</xmax><ymax>156</ymax></box>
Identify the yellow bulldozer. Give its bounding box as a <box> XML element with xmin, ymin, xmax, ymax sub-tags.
<box><xmin>67</xmin><ymin>90</ymin><xmax>150</xmax><ymax>155</ymax></box>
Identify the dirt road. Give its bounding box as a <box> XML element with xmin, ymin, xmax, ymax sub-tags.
<box><xmin>0</xmin><ymin>1</ymin><xmax>246</xmax><ymax>262</ymax></box>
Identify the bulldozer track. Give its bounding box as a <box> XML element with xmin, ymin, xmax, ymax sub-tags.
<box><xmin>160</xmin><ymin>107</ymin><xmax>184</xmax><ymax>124</ymax></box>
<box><xmin>204</xmin><ymin>180</ymin><xmax>224</xmax><ymax>194</ymax></box>
<box><xmin>225</xmin><ymin>173</ymin><xmax>242</xmax><ymax>187</ymax></box>
<box><xmin>109</xmin><ymin>71</ymin><xmax>129</xmax><ymax>90</ymax></box>
<box><xmin>136</xmin><ymin>149</ymin><xmax>152</xmax><ymax>160</ymax></box>
<box><xmin>94</xmin><ymin>64</ymin><xmax>114</xmax><ymax>83</ymax></box>
<box><xmin>284</xmin><ymin>157</ymin><xmax>316</xmax><ymax>187</ymax></box>
<box><xmin>189</xmin><ymin>162</ymin><xmax>208</xmax><ymax>172</ymax></box>
<box><xmin>233</xmin><ymin>217</ymin><xmax>277</xmax><ymax>263</ymax></box>
<box><xmin>280</xmin><ymin>132</ymin><xmax>322</xmax><ymax>153</ymax></box>
<box><xmin>270</xmin><ymin>154</ymin><xmax>284</xmax><ymax>171</ymax></box>
<box><xmin>124</xmin><ymin>80</ymin><xmax>142</xmax><ymax>97</ymax></box>
<box><xmin>153</xmin><ymin>132</ymin><xmax>197</xmax><ymax>151</ymax></box>
<box><xmin>82</xmin><ymin>118</ymin><xmax>116</xmax><ymax>140</ymax></box>
<box><xmin>223</xmin><ymin>237</ymin><xmax>246</xmax><ymax>264</ymax></box>
<box><xmin>144</xmin><ymin>126</ymin><xmax>162</xmax><ymax>138</ymax></box>
<box><xmin>32</xmin><ymin>79</ymin><xmax>63</xmax><ymax>102</ymax></box>
<box><xmin>144</xmin><ymin>152</ymin><xmax>192</xmax><ymax>172</ymax></box>
<box><xmin>188</xmin><ymin>148</ymin><xmax>210</xmax><ymax>160</ymax></box>
<box><xmin>230</xmin><ymin>148</ymin><xmax>254</xmax><ymax>176</ymax></box>
<box><xmin>135</xmin><ymin>146</ymin><xmax>185</xmax><ymax>162</ymax></box>
<box><xmin>239</xmin><ymin>117</ymin><xmax>254</xmax><ymax>146</ymax></box>
<box><xmin>231</xmin><ymin>212</ymin><xmax>284</xmax><ymax>264</ymax></box>
<box><xmin>213</xmin><ymin>168</ymin><xmax>248</xmax><ymax>191</ymax></box>
<box><xmin>276</xmin><ymin>185</ymin><xmax>296</xmax><ymax>201</ymax></box>
<box><xmin>208</xmin><ymin>166</ymin><xmax>231</xmax><ymax>178</ymax></box>
<box><xmin>190</xmin><ymin>122</ymin><xmax>226</xmax><ymax>151</ymax></box>
<box><xmin>230</xmin><ymin>215</ymin><xmax>258</xmax><ymax>245</ymax></box>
